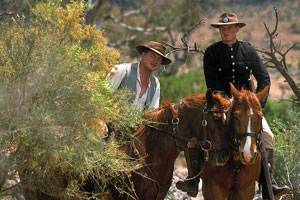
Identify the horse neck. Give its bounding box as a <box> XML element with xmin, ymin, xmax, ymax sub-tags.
<box><xmin>138</xmin><ymin>130</ymin><xmax>178</xmax><ymax>186</ymax></box>
<box><xmin>145</xmin><ymin>128</ymin><xmax>180</xmax><ymax>163</ymax></box>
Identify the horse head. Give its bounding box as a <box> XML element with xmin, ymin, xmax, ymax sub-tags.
<box><xmin>230</xmin><ymin>83</ymin><xmax>269</xmax><ymax>165</ymax></box>
<box><xmin>204</xmin><ymin>89</ymin><xmax>232</xmax><ymax>166</ymax></box>
<box><xmin>144</xmin><ymin>102</ymin><xmax>179</xmax><ymax>136</ymax></box>
<box><xmin>179</xmin><ymin>90</ymin><xmax>232</xmax><ymax>166</ymax></box>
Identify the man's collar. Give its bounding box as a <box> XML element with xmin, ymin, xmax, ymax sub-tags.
<box><xmin>221</xmin><ymin>40</ymin><xmax>239</xmax><ymax>48</ymax></box>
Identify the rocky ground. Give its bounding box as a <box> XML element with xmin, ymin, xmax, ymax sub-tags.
<box><xmin>166</xmin><ymin>167</ymin><xmax>204</xmax><ymax>200</ymax></box>
<box><xmin>167</xmin><ymin>166</ymin><xmax>266</xmax><ymax>200</ymax></box>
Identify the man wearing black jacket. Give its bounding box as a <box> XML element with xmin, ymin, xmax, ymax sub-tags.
<box><xmin>176</xmin><ymin>12</ymin><xmax>289</xmax><ymax>198</ymax></box>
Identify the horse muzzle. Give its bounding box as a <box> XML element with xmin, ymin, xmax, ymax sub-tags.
<box><xmin>240</xmin><ymin>150</ymin><xmax>258</xmax><ymax>165</ymax></box>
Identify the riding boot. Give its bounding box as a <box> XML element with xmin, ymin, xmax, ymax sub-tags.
<box><xmin>266</xmin><ymin>148</ymin><xmax>290</xmax><ymax>197</ymax></box>
<box><xmin>176</xmin><ymin>147</ymin><xmax>203</xmax><ymax>197</ymax></box>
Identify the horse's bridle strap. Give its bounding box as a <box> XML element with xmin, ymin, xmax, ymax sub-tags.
<box><xmin>144</xmin><ymin>122</ymin><xmax>190</xmax><ymax>143</ymax></box>
<box><xmin>236</xmin><ymin>132</ymin><xmax>257</xmax><ymax>139</ymax></box>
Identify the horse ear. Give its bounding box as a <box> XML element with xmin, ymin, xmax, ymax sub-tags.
<box><xmin>256</xmin><ymin>85</ymin><xmax>270</xmax><ymax>104</ymax></box>
<box><xmin>230</xmin><ymin>82</ymin><xmax>240</xmax><ymax>99</ymax></box>
<box><xmin>206</xmin><ymin>88</ymin><xmax>214</xmax><ymax>108</ymax></box>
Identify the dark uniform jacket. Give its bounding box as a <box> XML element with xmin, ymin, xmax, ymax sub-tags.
<box><xmin>203</xmin><ymin>40</ymin><xmax>270</xmax><ymax>105</ymax></box>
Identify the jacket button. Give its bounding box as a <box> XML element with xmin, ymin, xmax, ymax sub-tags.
<box><xmin>219</xmin><ymin>68</ymin><xmax>222</xmax><ymax>71</ymax></box>
<box><xmin>232</xmin><ymin>62</ymin><xmax>235</xmax><ymax>65</ymax></box>
<box><xmin>233</xmin><ymin>80</ymin><xmax>236</xmax><ymax>83</ymax></box>
<box><xmin>246</xmin><ymin>66</ymin><xmax>248</xmax><ymax>69</ymax></box>
<box><xmin>231</xmin><ymin>55</ymin><xmax>234</xmax><ymax>59</ymax></box>
<box><xmin>232</xmin><ymin>69</ymin><xmax>235</xmax><ymax>72</ymax></box>
<box><xmin>230</xmin><ymin>48</ymin><xmax>233</xmax><ymax>51</ymax></box>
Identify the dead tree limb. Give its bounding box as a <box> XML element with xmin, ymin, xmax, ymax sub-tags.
<box><xmin>104</xmin><ymin>14</ymin><xmax>168</xmax><ymax>34</ymax></box>
<box><xmin>256</xmin><ymin>7</ymin><xmax>300</xmax><ymax>103</ymax></box>
<box><xmin>163</xmin><ymin>18</ymin><xmax>206</xmax><ymax>56</ymax></box>
<box><xmin>0</xmin><ymin>2</ymin><xmax>16</xmax><ymax>18</ymax></box>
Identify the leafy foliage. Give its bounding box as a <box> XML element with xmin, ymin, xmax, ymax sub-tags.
<box><xmin>264</xmin><ymin>101</ymin><xmax>300</xmax><ymax>199</ymax></box>
<box><xmin>0</xmin><ymin>1</ymin><xmax>143</xmax><ymax>198</ymax></box>
<box><xmin>159</xmin><ymin>70</ymin><xmax>206</xmax><ymax>102</ymax></box>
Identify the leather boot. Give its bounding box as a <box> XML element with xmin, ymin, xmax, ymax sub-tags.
<box><xmin>266</xmin><ymin>148</ymin><xmax>290</xmax><ymax>197</ymax></box>
<box><xmin>176</xmin><ymin>147</ymin><xmax>203</xmax><ymax>197</ymax></box>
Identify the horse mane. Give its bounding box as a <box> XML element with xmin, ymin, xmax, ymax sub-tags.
<box><xmin>180</xmin><ymin>94</ymin><xmax>206</xmax><ymax>109</ymax></box>
<box><xmin>212</xmin><ymin>93</ymin><xmax>231</xmax><ymax>111</ymax></box>
<box><xmin>181</xmin><ymin>93</ymin><xmax>231</xmax><ymax>110</ymax></box>
<box><xmin>145</xmin><ymin>101</ymin><xmax>176</xmax><ymax>122</ymax></box>
<box><xmin>239</xmin><ymin>89</ymin><xmax>263</xmax><ymax>117</ymax></box>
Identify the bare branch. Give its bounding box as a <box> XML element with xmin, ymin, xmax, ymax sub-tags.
<box><xmin>256</xmin><ymin>48</ymin><xmax>272</xmax><ymax>57</ymax></box>
<box><xmin>123</xmin><ymin>9</ymin><xmax>143</xmax><ymax>17</ymax></box>
<box><xmin>107</xmin><ymin>35</ymin><xmax>136</xmax><ymax>48</ymax></box>
<box><xmin>283</xmin><ymin>42</ymin><xmax>300</xmax><ymax>56</ymax></box>
<box><xmin>164</xmin><ymin>19</ymin><xmax>206</xmax><ymax>55</ymax></box>
<box><xmin>257</xmin><ymin>7</ymin><xmax>300</xmax><ymax>103</ymax></box>
<box><xmin>163</xmin><ymin>42</ymin><xmax>200</xmax><ymax>56</ymax></box>
<box><xmin>263</xmin><ymin>60</ymin><xmax>277</xmax><ymax>69</ymax></box>
<box><xmin>0</xmin><ymin>2</ymin><xmax>16</xmax><ymax>17</ymax></box>
<box><xmin>271</xmin><ymin>7</ymin><xmax>279</xmax><ymax>35</ymax></box>
<box><xmin>104</xmin><ymin>14</ymin><xmax>168</xmax><ymax>34</ymax></box>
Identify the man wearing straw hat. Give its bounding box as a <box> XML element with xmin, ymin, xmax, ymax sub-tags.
<box><xmin>176</xmin><ymin>12</ymin><xmax>289</xmax><ymax>198</ymax></box>
<box><xmin>108</xmin><ymin>41</ymin><xmax>171</xmax><ymax>110</ymax></box>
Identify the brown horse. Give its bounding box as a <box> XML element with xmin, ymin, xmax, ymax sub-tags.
<box><xmin>111</xmin><ymin>90</ymin><xmax>231</xmax><ymax>200</ymax></box>
<box><xmin>201</xmin><ymin>83</ymin><xmax>270</xmax><ymax>200</ymax></box>
<box><xmin>18</xmin><ymin>91</ymin><xmax>230</xmax><ymax>200</ymax></box>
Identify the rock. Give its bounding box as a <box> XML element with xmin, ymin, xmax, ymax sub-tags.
<box><xmin>166</xmin><ymin>167</ymin><xmax>204</xmax><ymax>200</ymax></box>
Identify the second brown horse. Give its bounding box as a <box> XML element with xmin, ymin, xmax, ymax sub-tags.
<box><xmin>201</xmin><ymin>83</ymin><xmax>270</xmax><ymax>200</ymax></box>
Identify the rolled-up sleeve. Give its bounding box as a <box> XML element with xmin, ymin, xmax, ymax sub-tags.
<box><xmin>107</xmin><ymin>63</ymin><xmax>129</xmax><ymax>91</ymax></box>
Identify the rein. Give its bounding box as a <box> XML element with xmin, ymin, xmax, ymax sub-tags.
<box><xmin>143</xmin><ymin>103</ymin><xmax>191</xmax><ymax>150</ymax></box>
<box><xmin>185</xmin><ymin>104</ymin><xmax>230</xmax><ymax>182</ymax></box>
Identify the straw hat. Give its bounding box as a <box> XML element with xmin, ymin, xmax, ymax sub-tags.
<box><xmin>136</xmin><ymin>41</ymin><xmax>172</xmax><ymax>65</ymax></box>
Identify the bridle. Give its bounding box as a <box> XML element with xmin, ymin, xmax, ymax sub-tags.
<box><xmin>201</xmin><ymin>103</ymin><xmax>231</xmax><ymax>160</ymax></box>
<box><xmin>229</xmin><ymin>101</ymin><xmax>262</xmax><ymax>153</ymax></box>
<box><xmin>143</xmin><ymin>102</ymin><xmax>217</xmax><ymax>152</ymax></box>
<box><xmin>225</xmin><ymin>99</ymin><xmax>263</xmax><ymax>179</ymax></box>
<box><xmin>143</xmin><ymin>103</ymin><xmax>190</xmax><ymax>149</ymax></box>
<box><xmin>132</xmin><ymin>99</ymin><xmax>232</xmax><ymax>199</ymax></box>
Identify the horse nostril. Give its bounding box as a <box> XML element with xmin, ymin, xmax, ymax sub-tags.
<box><xmin>242</xmin><ymin>151</ymin><xmax>252</xmax><ymax>163</ymax></box>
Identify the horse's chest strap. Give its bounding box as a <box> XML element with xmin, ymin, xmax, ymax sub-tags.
<box><xmin>230</xmin><ymin>162</ymin><xmax>243</xmax><ymax>192</ymax></box>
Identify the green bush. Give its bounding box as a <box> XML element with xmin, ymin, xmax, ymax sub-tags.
<box><xmin>264</xmin><ymin>101</ymin><xmax>300</xmax><ymax>199</ymax></box>
<box><xmin>159</xmin><ymin>70</ymin><xmax>207</xmax><ymax>102</ymax></box>
<box><xmin>0</xmin><ymin>1</ymin><xmax>142</xmax><ymax>198</ymax></box>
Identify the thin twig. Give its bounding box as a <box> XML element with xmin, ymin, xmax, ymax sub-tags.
<box><xmin>163</xmin><ymin>19</ymin><xmax>205</xmax><ymax>55</ymax></box>
<box><xmin>0</xmin><ymin>2</ymin><xmax>16</xmax><ymax>17</ymax></box>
